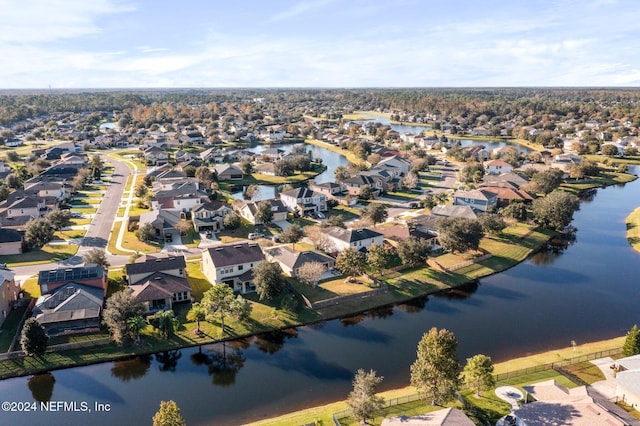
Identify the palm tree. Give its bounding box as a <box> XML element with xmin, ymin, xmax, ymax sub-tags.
<box><xmin>127</xmin><ymin>315</ymin><xmax>147</xmax><ymax>344</ymax></box>
<box><xmin>151</xmin><ymin>310</ymin><xmax>180</xmax><ymax>339</ymax></box>
<box><xmin>187</xmin><ymin>303</ymin><xmax>207</xmax><ymax>335</ymax></box>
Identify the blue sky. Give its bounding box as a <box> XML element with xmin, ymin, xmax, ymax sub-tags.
<box><xmin>1</xmin><ymin>0</ymin><xmax>639</xmax><ymax>88</ymax></box>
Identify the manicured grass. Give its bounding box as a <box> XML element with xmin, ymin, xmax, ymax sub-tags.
<box><xmin>290</xmin><ymin>275</ymin><xmax>376</xmax><ymax>303</ymax></box>
<box><xmin>186</xmin><ymin>260</ymin><xmax>211</xmax><ymax>301</ymax></box>
<box><xmin>120</xmin><ymin>228</ymin><xmax>162</xmax><ymax>253</ymax></box>
<box><xmin>180</xmin><ymin>230</ymin><xmax>201</xmax><ymax>248</ymax></box>
<box><xmin>617</xmin><ymin>401</ymin><xmax>640</xmax><ymax>420</ymax></box>
<box><xmin>21</xmin><ymin>276</ymin><xmax>40</xmax><ymax>298</ymax></box>
<box><xmin>54</xmin><ymin>229</ymin><xmax>86</xmax><ymax>240</ymax></box>
<box><xmin>107</xmin><ymin>221</ymin><xmax>130</xmax><ymax>255</ymax></box>
<box><xmin>70</xmin><ymin>217</ymin><xmax>92</xmax><ymax>226</ymax></box>
<box><xmin>559</xmin><ymin>361</ymin><xmax>605</xmax><ymax>384</ymax></box>
<box><xmin>48</xmin><ymin>329</ymin><xmax>111</xmax><ymax>346</ymax></box>
<box><xmin>560</xmin><ymin>171</ymin><xmax>637</xmax><ymax>195</ymax></box>
<box><xmin>625</xmin><ymin>206</ymin><xmax>640</xmax><ymax>253</ymax></box>
<box><xmin>0</xmin><ymin>244</ymin><xmax>79</xmax><ymax>267</ymax></box>
<box><xmin>327</xmin><ymin>205</ymin><xmax>361</xmax><ymax>221</ymax></box>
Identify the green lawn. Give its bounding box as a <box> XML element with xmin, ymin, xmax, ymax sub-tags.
<box><xmin>0</xmin><ymin>304</ymin><xmax>28</xmax><ymax>352</ymax></box>
<box><xmin>626</xmin><ymin>206</ymin><xmax>640</xmax><ymax>253</ymax></box>
<box><xmin>0</xmin><ymin>244</ymin><xmax>79</xmax><ymax>267</ymax></box>
<box><xmin>186</xmin><ymin>261</ymin><xmax>211</xmax><ymax>301</ymax></box>
<box><xmin>327</xmin><ymin>205</ymin><xmax>361</xmax><ymax>221</ymax></box>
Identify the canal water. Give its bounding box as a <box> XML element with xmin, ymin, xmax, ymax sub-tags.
<box><xmin>0</xmin><ymin>168</ymin><xmax>638</xmax><ymax>425</ymax></box>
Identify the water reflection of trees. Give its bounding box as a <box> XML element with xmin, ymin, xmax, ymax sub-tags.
<box><xmin>190</xmin><ymin>342</ymin><xmax>247</xmax><ymax>387</ymax></box>
<box><xmin>397</xmin><ymin>296</ymin><xmax>428</xmax><ymax>313</ymax></box>
<box><xmin>340</xmin><ymin>314</ymin><xmax>366</xmax><ymax>327</ymax></box>
<box><xmin>366</xmin><ymin>305</ymin><xmax>394</xmax><ymax>319</ymax></box>
<box><xmin>155</xmin><ymin>350</ymin><xmax>182</xmax><ymax>372</ymax></box>
<box><xmin>111</xmin><ymin>355</ymin><xmax>152</xmax><ymax>382</ymax></box>
<box><xmin>28</xmin><ymin>373</ymin><xmax>55</xmax><ymax>403</ymax></box>
<box><xmin>253</xmin><ymin>329</ymin><xmax>298</xmax><ymax>354</ymax></box>
<box><xmin>433</xmin><ymin>280</ymin><xmax>480</xmax><ymax>300</ymax></box>
<box><xmin>530</xmin><ymin>231</ymin><xmax>577</xmax><ymax>266</ymax></box>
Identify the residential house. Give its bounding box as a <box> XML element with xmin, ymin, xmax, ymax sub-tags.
<box><xmin>200</xmin><ymin>147</ymin><xmax>225</xmax><ymax>163</ymax></box>
<box><xmin>214</xmin><ymin>164</ymin><xmax>244</xmax><ymax>181</ymax></box>
<box><xmin>616</xmin><ymin>354</ymin><xmax>640</xmax><ymax>410</ymax></box>
<box><xmin>192</xmin><ymin>201</ymin><xmax>233</xmax><ymax>232</ymax></box>
<box><xmin>0</xmin><ymin>268</ymin><xmax>19</xmax><ymax>327</ymax></box>
<box><xmin>253</xmin><ymin>162</ymin><xmax>276</xmax><ymax>176</ymax></box>
<box><xmin>377</xmin><ymin>224</ymin><xmax>439</xmax><ymax>249</ymax></box>
<box><xmin>235</xmin><ymin>199</ymin><xmax>288</xmax><ymax>225</ymax></box>
<box><xmin>125</xmin><ymin>254</ymin><xmax>191</xmax><ymax>313</ymax></box>
<box><xmin>342</xmin><ymin>174</ymin><xmax>384</xmax><ymax>197</ymax></box>
<box><xmin>382</xmin><ymin>408</ymin><xmax>475</xmax><ymax>426</ymax></box>
<box><xmin>151</xmin><ymin>181</ymin><xmax>209</xmax><ymax>212</ymax></box>
<box><xmin>479</xmin><ymin>183</ymin><xmax>535</xmax><ymax>206</ymax></box>
<box><xmin>309</xmin><ymin>182</ymin><xmax>344</xmax><ymax>198</ymax></box>
<box><xmin>259</xmin><ymin>147</ymin><xmax>286</xmax><ymax>161</ymax></box>
<box><xmin>38</xmin><ymin>265</ymin><xmax>108</xmax><ymax>297</ymax></box>
<box><xmin>0</xmin><ymin>228</ymin><xmax>24</xmax><ymax>255</ymax></box>
<box><xmin>201</xmin><ymin>243</ymin><xmax>265</xmax><ymax>294</ymax></box>
<box><xmin>264</xmin><ymin>246</ymin><xmax>335</xmax><ymax>279</ymax></box>
<box><xmin>137</xmin><ymin>208</ymin><xmax>182</xmax><ymax>241</ymax></box>
<box><xmin>24</xmin><ymin>181</ymin><xmax>71</xmax><ymax>200</ymax></box>
<box><xmin>143</xmin><ymin>146</ymin><xmax>169</xmax><ymax>165</ymax></box>
<box><xmin>280</xmin><ymin>187</ymin><xmax>327</xmax><ymax>216</ymax></box>
<box><xmin>259</xmin><ymin>126</ymin><xmax>286</xmax><ymax>142</ymax></box>
<box><xmin>431</xmin><ymin>205</ymin><xmax>478</xmax><ymax>220</ymax></box>
<box><xmin>453</xmin><ymin>189</ymin><xmax>498</xmax><ymax>212</ymax></box>
<box><xmin>512</xmin><ymin>380</ymin><xmax>636</xmax><ymax>426</ymax></box>
<box><xmin>484</xmin><ymin>159</ymin><xmax>513</xmax><ymax>175</ymax></box>
<box><xmin>374</xmin><ymin>155</ymin><xmax>412</xmax><ymax>177</ymax></box>
<box><xmin>483</xmin><ymin>172</ymin><xmax>529</xmax><ymax>188</ymax></box>
<box><xmin>32</xmin><ymin>282</ymin><xmax>103</xmax><ymax>335</ymax></box>
<box><xmin>323</xmin><ymin>227</ymin><xmax>384</xmax><ymax>253</ymax></box>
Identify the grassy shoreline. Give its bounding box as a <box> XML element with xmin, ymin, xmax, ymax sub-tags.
<box><xmin>626</xmin><ymin>206</ymin><xmax>640</xmax><ymax>252</ymax></box>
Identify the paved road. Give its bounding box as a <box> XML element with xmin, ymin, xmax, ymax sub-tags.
<box><xmin>12</xmin><ymin>156</ymin><xmax>131</xmax><ymax>283</ymax></box>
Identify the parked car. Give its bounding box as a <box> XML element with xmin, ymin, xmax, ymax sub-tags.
<box><xmin>165</xmin><ymin>233</ymin><xmax>173</xmax><ymax>242</ymax></box>
<box><xmin>248</xmin><ymin>232</ymin><xmax>264</xmax><ymax>240</ymax></box>
<box><xmin>70</xmin><ymin>211</ymin><xmax>82</xmax><ymax>218</ymax></box>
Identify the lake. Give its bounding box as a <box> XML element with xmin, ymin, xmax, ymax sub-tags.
<box><xmin>0</xmin><ymin>170</ymin><xmax>638</xmax><ymax>425</ymax></box>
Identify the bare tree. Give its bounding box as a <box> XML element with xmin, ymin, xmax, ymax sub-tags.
<box><xmin>296</xmin><ymin>262</ymin><xmax>326</xmax><ymax>287</ymax></box>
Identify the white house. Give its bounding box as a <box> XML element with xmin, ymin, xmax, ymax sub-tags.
<box><xmin>201</xmin><ymin>243</ymin><xmax>265</xmax><ymax>294</ymax></box>
<box><xmin>484</xmin><ymin>159</ymin><xmax>513</xmax><ymax>175</ymax></box>
<box><xmin>323</xmin><ymin>227</ymin><xmax>384</xmax><ymax>253</ymax></box>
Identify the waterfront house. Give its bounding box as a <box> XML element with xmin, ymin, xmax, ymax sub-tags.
<box><xmin>32</xmin><ymin>282</ymin><xmax>103</xmax><ymax>335</ymax></box>
<box><xmin>201</xmin><ymin>243</ymin><xmax>265</xmax><ymax>294</ymax></box>
<box><xmin>453</xmin><ymin>189</ymin><xmax>498</xmax><ymax>212</ymax></box>
<box><xmin>323</xmin><ymin>227</ymin><xmax>384</xmax><ymax>253</ymax></box>
<box><xmin>38</xmin><ymin>265</ymin><xmax>108</xmax><ymax>297</ymax></box>
<box><xmin>263</xmin><ymin>245</ymin><xmax>335</xmax><ymax>279</ymax></box>
<box><xmin>214</xmin><ymin>163</ymin><xmax>244</xmax><ymax>181</ymax></box>
<box><xmin>235</xmin><ymin>199</ymin><xmax>288</xmax><ymax>225</ymax></box>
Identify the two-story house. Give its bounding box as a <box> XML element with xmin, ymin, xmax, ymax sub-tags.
<box><xmin>192</xmin><ymin>201</ymin><xmax>233</xmax><ymax>233</ymax></box>
<box><xmin>263</xmin><ymin>245</ymin><xmax>335</xmax><ymax>279</ymax></box>
<box><xmin>201</xmin><ymin>243</ymin><xmax>265</xmax><ymax>294</ymax></box>
<box><xmin>151</xmin><ymin>181</ymin><xmax>209</xmax><ymax>212</ymax></box>
<box><xmin>38</xmin><ymin>265</ymin><xmax>108</xmax><ymax>297</ymax></box>
<box><xmin>125</xmin><ymin>254</ymin><xmax>192</xmax><ymax>313</ymax></box>
<box><xmin>342</xmin><ymin>175</ymin><xmax>384</xmax><ymax>197</ymax></box>
<box><xmin>143</xmin><ymin>146</ymin><xmax>169</xmax><ymax>165</ymax></box>
<box><xmin>323</xmin><ymin>227</ymin><xmax>384</xmax><ymax>253</ymax></box>
<box><xmin>484</xmin><ymin>159</ymin><xmax>513</xmax><ymax>175</ymax></box>
<box><xmin>280</xmin><ymin>187</ymin><xmax>327</xmax><ymax>216</ymax></box>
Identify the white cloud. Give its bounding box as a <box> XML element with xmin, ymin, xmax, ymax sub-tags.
<box><xmin>270</xmin><ymin>0</ymin><xmax>337</xmax><ymax>22</ymax></box>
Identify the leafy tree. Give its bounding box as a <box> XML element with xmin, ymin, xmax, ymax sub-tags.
<box><xmin>5</xmin><ymin>173</ymin><xmax>21</xmax><ymax>189</ymax></box>
<box><xmin>531</xmin><ymin>190</ymin><xmax>580</xmax><ymax>230</ymax></box>
<box><xmin>46</xmin><ymin>209</ymin><xmax>71</xmax><ymax>230</ymax></box>
<box><xmin>358</xmin><ymin>185</ymin><xmax>372</xmax><ymax>200</ymax></box>
<box><xmin>240</xmin><ymin>160</ymin><xmax>253</xmax><ymax>175</ymax></box>
<box><xmin>135</xmin><ymin>183</ymin><xmax>148</xmax><ymax>198</ymax></box>
<box><xmin>187</xmin><ymin>303</ymin><xmax>207</xmax><ymax>334</ymax></box>
<box><xmin>202</xmin><ymin>285</ymin><xmax>252</xmax><ymax>334</ymax></box>
<box><xmin>82</xmin><ymin>248</ymin><xmax>110</xmax><ymax>268</ymax></box>
<box><xmin>347</xmin><ymin>369</ymin><xmax>385</xmax><ymax>424</ymax></box>
<box><xmin>436</xmin><ymin>217</ymin><xmax>484</xmax><ymax>253</ymax></box>
<box><xmin>24</xmin><ymin>217</ymin><xmax>54</xmax><ymax>249</ymax></box>
<box><xmin>223</xmin><ymin>212</ymin><xmax>241</xmax><ymax>230</ymax></box>
<box><xmin>149</xmin><ymin>310</ymin><xmax>180</xmax><ymax>339</ymax></box>
<box><xmin>21</xmin><ymin>318</ymin><xmax>48</xmax><ymax>357</ymax></box>
<box><xmin>601</xmin><ymin>144</ymin><xmax>618</xmax><ymax>156</ymax></box>
<box><xmin>623</xmin><ymin>324</ymin><xmax>640</xmax><ymax>357</ymax></box>
<box><xmin>367</xmin><ymin>242</ymin><xmax>393</xmax><ymax>276</ymax></box>
<box><xmin>127</xmin><ymin>315</ymin><xmax>147</xmax><ymax>344</ymax></box>
<box><xmin>334</xmin><ymin>165</ymin><xmax>351</xmax><ymax>183</ymax></box>
<box><xmin>335</xmin><ymin>248</ymin><xmax>366</xmax><ymax>277</ymax></box>
<box><xmin>103</xmin><ymin>289</ymin><xmax>145</xmax><ymax>345</ymax></box>
<box><xmin>324</xmin><ymin>215</ymin><xmax>346</xmax><ymax>228</ymax></box>
<box><xmin>252</xmin><ymin>261</ymin><xmax>284</xmax><ymax>300</ymax></box>
<box><xmin>0</xmin><ymin>185</ymin><xmax>9</xmax><ymax>202</ymax></box>
<box><xmin>397</xmin><ymin>236</ymin><xmax>431</xmax><ymax>267</ymax></box>
<box><xmin>531</xmin><ymin>168</ymin><xmax>564</xmax><ymax>194</ymax></box>
<box><xmin>296</xmin><ymin>261</ymin><xmax>326</xmax><ymax>287</ymax></box>
<box><xmin>462</xmin><ymin>354</ymin><xmax>496</xmax><ymax>396</ymax></box>
<box><xmin>255</xmin><ymin>200</ymin><xmax>273</xmax><ymax>225</ymax></box>
<box><xmin>361</xmin><ymin>203</ymin><xmax>388</xmax><ymax>226</ymax></box>
<box><xmin>478</xmin><ymin>213</ymin><xmax>507</xmax><ymax>234</ymax></box>
<box><xmin>152</xmin><ymin>400</ymin><xmax>186</xmax><ymax>426</ymax></box>
<box><xmin>410</xmin><ymin>327</ymin><xmax>460</xmax><ymax>406</ymax></box>
<box><xmin>500</xmin><ymin>201</ymin><xmax>528</xmax><ymax>222</ymax></box>
<box><xmin>403</xmin><ymin>172</ymin><xmax>419</xmax><ymax>189</ymax></box>
<box><xmin>280</xmin><ymin>224</ymin><xmax>303</xmax><ymax>248</ymax></box>
<box><xmin>459</xmin><ymin>162</ymin><xmax>485</xmax><ymax>184</ymax></box>
<box><xmin>195</xmin><ymin>166</ymin><xmax>213</xmax><ymax>187</ymax></box>
<box><xmin>136</xmin><ymin>222</ymin><xmax>157</xmax><ymax>242</ymax></box>
<box><xmin>182</xmin><ymin>166</ymin><xmax>197</xmax><ymax>177</ymax></box>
